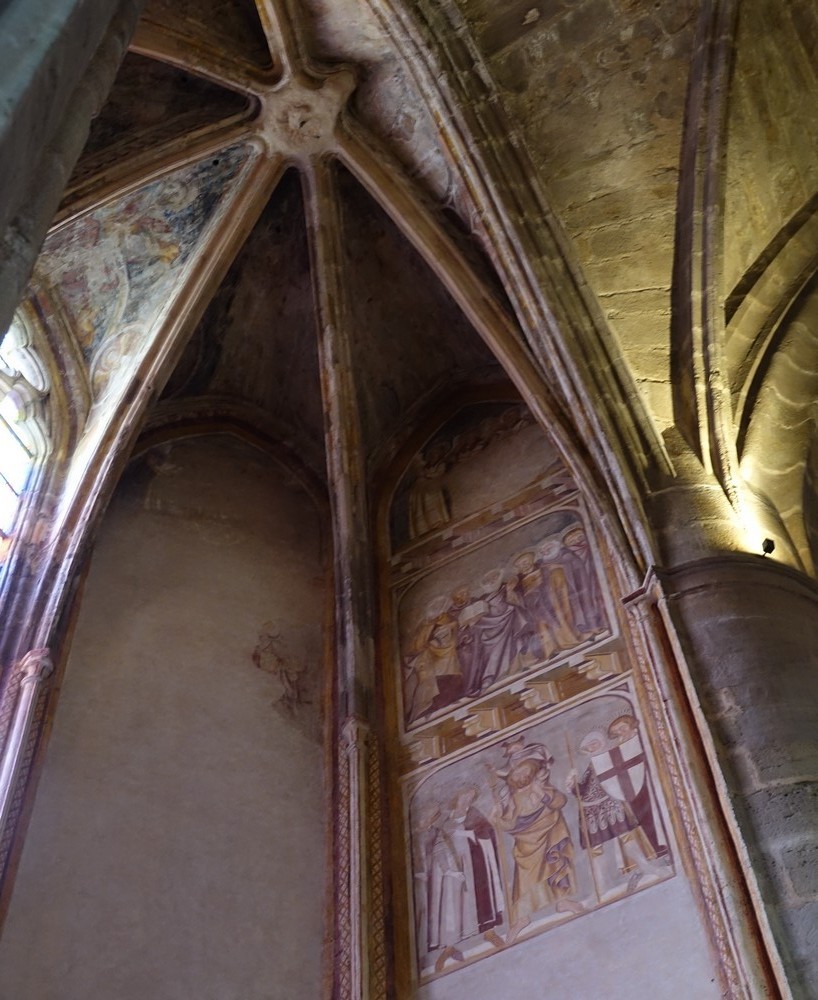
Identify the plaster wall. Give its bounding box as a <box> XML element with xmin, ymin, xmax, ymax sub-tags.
<box><xmin>417</xmin><ymin>875</ymin><xmax>718</xmax><ymax>1000</ymax></box>
<box><xmin>662</xmin><ymin>555</ymin><xmax>818</xmax><ymax>997</ymax></box>
<box><xmin>0</xmin><ymin>434</ymin><xmax>329</xmax><ymax>1000</ymax></box>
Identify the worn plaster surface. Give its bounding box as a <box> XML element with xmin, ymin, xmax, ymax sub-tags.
<box><xmin>0</xmin><ymin>435</ymin><xmax>328</xmax><ymax>999</ymax></box>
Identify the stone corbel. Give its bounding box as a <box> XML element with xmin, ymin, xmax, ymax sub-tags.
<box><xmin>406</xmin><ymin>733</ymin><xmax>443</xmax><ymax>765</ymax></box>
<box><xmin>577</xmin><ymin>652</ymin><xmax>623</xmax><ymax>681</ymax></box>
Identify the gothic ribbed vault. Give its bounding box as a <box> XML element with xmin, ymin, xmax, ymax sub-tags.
<box><xmin>1</xmin><ymin>0</ymin><xmax>818</xmax><ymax>995</ymax></box>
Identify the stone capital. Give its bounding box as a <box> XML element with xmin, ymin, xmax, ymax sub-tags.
<box><xmin>17</xmin><ymin>647</ymin><xmax>54</xmax><ymax>684</ymax></box>
<box><xmin>340</xmin><ymin>714</ymin><xmax>369</xmax><ymax>755</ymax></box>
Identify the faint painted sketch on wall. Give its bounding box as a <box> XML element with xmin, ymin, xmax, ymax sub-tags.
<box><xmin>252</xmin><ymin>621</ymin><xmax>321</xmax><ymax>739</ymax></box>
<box><xmin>33</xmin><ymin>145</ymin><xmax>253</xmax><ymax>371</ymax></box>
<box><xmin>407</xmin><ymin>687</ymin><xmax>673</xmax><ymax>982</ymax></box>
<box><xmin>398</xmin><ymin>511</ymin><xmax>611</xmax><ymax>728</ymax></box>
<box><xmin>391</xmin><ymin>402</ymin><xmax>561</xmax><ymax>548</ymax></box>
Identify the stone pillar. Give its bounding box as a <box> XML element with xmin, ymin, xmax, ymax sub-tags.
<box><xmin>656</xmin><ymin>554</ymin><xmax>818</xmax><ymax>996</ymax></box>
<box><xmin>306</xmin><ymin>157</ymin><xmax>386</xmax><ymax>999</ymax></box>
<box><xmin>0</xmin><ymin>0</ymin><xmax>145</xmax><ymax>338</ymax></box>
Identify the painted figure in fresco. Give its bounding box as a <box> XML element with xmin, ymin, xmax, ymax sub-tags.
<box><xmin>511</xmin><ymin>550</ymin><xmax>565</xmax><ymax>661</ymax></box>
<box><xmin>559</xmin><ymin>526</ymin><xmax>607</xmax><ymax>636</ymax></box>
<box><xmin>448</xmin><ymin>586</ymin><xmax>481</xmax><ymax>696</ymax></box>
<box><xmin>493</xmin><ymin>403</ymin><xmax>532</xmax><ymax>439</ymax></box>
<box><xmin>489</xmin><ymin>743</ymin><xmax>583</xmax><ymax>945</ymax></box>
<box><xmin>494</xmin><ymin>732</ymin><xmax>556</xmax><ymax>813</ymax></box>
<box><xmin>450</xmin><ymin>787</ymin><xmax>506</xmax><ymax>949</ymax></box>
<box><xmin>535</xmin><ymin>538</ymin><xmax>586</xmax><ymax>648</ymax></box>
<box><xmin>451</xmin><ymin>421</ymin><xmax>490</xmax><ymax>462</ymax></box>
<box><xmin>605</xmin><ymin>714</ymin><xmax>668</xmax><ymax>860</ymax></box>
<box><xmin>466</xmin><ymin>568</ymin><xmax>532</xmax><ymax>693</ymax></box>
<box><xmin>404</xmin><ymin>596</ymin><xmax>464</xmax><ymax>722</ymax></box>
<box><xmin>252</xmin><ymin>623</ymin><xmax>311</xmax><ymax>714</ymax></box>
<box><xmin>402</xmin><ymin>521</ymin><xmax>610</xmax><ymax>727</ymax></box>
<box><xmin>567</xmin><ymin>730</ymin><xmax>648</xmax><ymax>893</ymax></box>
<box><xmin>408</xmin><ymin>442</ymin><xmax>451</xmax><ymax>538</ymax></box>
<box><xmin>497</xmin><ymin>733</ymin><xmax>553</xmax><ymax>778</ymax></box>
<box><xmin>46</xmin><ymin>216</ymin><xmax>127</xmax><ymax>353</ymax></box>
<box><xmin>448</xmin><ymin>579</ymin><xmax>485</xmax><ymax>698</ymax></box>
<box><xmin>414</xmin><ymin>801</ymin><xmax>478</xmax><ymax>973</ymax></box>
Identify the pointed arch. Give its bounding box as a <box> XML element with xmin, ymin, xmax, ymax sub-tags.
<box><xmin>360</xmin><ymin>0</ymin><xmax>673</xmax><ymax>562</ymax></box>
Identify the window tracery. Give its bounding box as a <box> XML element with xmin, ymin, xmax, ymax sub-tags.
<box><xmin>0</xmin><ymin>314</ymin><xmax>49</xmax><ymax>564</ymax></box>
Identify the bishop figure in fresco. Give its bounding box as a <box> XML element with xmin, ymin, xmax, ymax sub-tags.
<box><xmin>413</xmin><ymin>800</ymin><xmax>477</xmax><ymax>973</ymax></box>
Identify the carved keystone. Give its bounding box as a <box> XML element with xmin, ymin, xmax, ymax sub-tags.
<box><xmin>257</xmin><ymin>70</ymin><xmax>356</xmax><ymax>159</ymax></box>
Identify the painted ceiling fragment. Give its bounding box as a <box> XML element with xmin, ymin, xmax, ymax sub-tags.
<box><xmin>33</xmin><ymin>144</ymin><xmax>256</xmax><ymax>400</ymax></box>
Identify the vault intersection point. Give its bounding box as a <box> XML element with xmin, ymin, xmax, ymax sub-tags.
<box><xmin>255</xmin><ymin>69</ymin><xmax>356</xmax><ymax>160</ymax></box>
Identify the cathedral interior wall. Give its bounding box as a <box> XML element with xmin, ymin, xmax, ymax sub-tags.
<box><xmin>0</xmin><ymin>0</ymin><xmax>816</xmax><ymax>995</ymax></box>
<box><xmin>382</xmin><ymin>399</ymin><xmax>759</xmax><ymax>997</ymax></box>
<box><xmin>0</xmin><ymin>433</ymin><xmax>329</xmax><ymax>1000</ymax></box>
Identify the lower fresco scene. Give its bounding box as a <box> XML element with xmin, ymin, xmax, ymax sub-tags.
<box><xmin>407</xmin><ymin>683</ymin><xmax>674</xmax><ymax>982</ymax></box>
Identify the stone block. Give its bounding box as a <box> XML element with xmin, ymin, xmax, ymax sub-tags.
<box><xmin>746</xmin><ymin>739</ymin><xmax>818</xmax><ymax>788</ymax></box>
<box><xmin>745</xmin><ymin>784</ymin><xmax>818</xmax><ymax>857</ymax></box>
<box><xmin>775</xmin><ymin>900</ymin><xmax>818</xmax><ymax>993</ymax></box>
<box><xmin>779</xmin><ymin>839</ymin><xmax>818</xmax><ymax>899</ymax></box>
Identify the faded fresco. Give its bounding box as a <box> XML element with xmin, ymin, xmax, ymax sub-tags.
<box><xmin>389</xmin><ymin>402</ymin><xmax>682</xmax><ymax>986</ymax></box>
<box><xmin>391</xmin><ymin>402</ymin><xmax>614</xmax><ymax>735</ymax></box>
<box><xmin>391</xmin><ymin>402</ymin><xmax>560</xmax><ymax>549</ymax></box>
<box><xmin>398</xmin><ymin>511</ymin><xmax>611</xmax><ymax>728</ymax></box>
<box><xmin>252</xmin><ymin>619</ymin><xmax>323</xmax><ymax>741</ymax></box>
<box><xmin>407</xmin><ymin>685</ymin><xmax>673</xmax><ymax>982</ymax></box>
<box><xmin>34</xmin><ymin>145</ymin><xmax>254</xmax><ymax>397</ymax></box>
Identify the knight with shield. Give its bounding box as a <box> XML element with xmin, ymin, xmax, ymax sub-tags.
<box><xmin>604</xmin><ymin>714</ymin><xmax>669</xmax><ymax>861</ymax></box>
